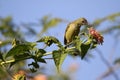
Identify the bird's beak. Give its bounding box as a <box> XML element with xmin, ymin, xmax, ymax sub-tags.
<box><xmin>86</xmin><ymin>23</ymin><xmax>92</xmax><ymax>28</ymax></box>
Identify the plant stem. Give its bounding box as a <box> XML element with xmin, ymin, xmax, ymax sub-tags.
<box><xmin>0</xmin><ymin>59</ymin><xmax>15</xmax><ymax>65</ymax></box>
<box><xmin>43</xmin><ymin>46</ymin><xmax>76</xmax><ymax>56</ymax></box>
<box><xmin>43</xmin><ymin>52</ymin><xmax>52</xmax><ymax>56</ymax></box>
<box><xmin>0</xmin><ymin>56</ymin><xmax>31</xmax><ymax>65</ymax></box>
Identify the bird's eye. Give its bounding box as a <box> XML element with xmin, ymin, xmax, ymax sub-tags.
<box><xmin>82</xmin><ymin>20</ymin><xmax>85</xmax><ymax>23</ymax></box>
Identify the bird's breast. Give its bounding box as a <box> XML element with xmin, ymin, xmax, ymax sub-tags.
<box><xmin>66</xmin><ymin>24</ymin><xmax>76</xmax><ymax>36</ymax></box>
<box><xmin>65</xmin><ymin>23</ymin><xmax>78</xmax><ymax>42</ymax></box>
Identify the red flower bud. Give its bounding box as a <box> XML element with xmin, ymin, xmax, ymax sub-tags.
<box><xmin>88</xmin><ymin>27</ymin><xmax>104</xmax><ymax>44</ymax></box>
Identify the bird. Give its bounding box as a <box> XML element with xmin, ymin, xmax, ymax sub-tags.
<box><xmin>64</xmin><ymin>18</ymin><xmax>88</xmax><ymax>46</ymax></box>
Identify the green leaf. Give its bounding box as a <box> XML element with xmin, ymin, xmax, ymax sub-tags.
<box><xmin>52</xmin><ymin>50</ymin><xmax>67</xmax><ymax>72</ymax></box>
<box><xmin>81</xmin><ymin>40</ymin><xmax>91</xmax><ymax>59</ymax></box>
<box><xmin>38</xmin><ymin>49</ymin><xmax>46</xmax><ymax>54</ymax></box>
<box><xmin>12</xmin><ymin>38</ymin><xmax>21</xmax><ymax>47</ymax></box>
<box><xmin>28</xmin><ymin>62</ymin><xmax>39</xmax><ymax>68</ymax></box>
<box><xmin>37</xmin><ymin>58</ymin><xmax>46</xmax><ymax>63</ymax></box>
<box><xmin>37</xmin><ymin>36</ymin><xmax>62</xmax><ymax>47</ymax></box>
<box><xmin>23</xmin><ymin>42</ymin><xmax>37</xmax><ymax>47</ymax></box>
<box><xmin>41</xmin><ymin>16</ymin><xmax>62</xmax><ymax>32</ymax></box>
<box><xmin>67</xmin><ymin>48</ymin><xmax>81</xmax><ymax>56</ymax></box>
<box><xmin>69</xmin><ymin>37</ymin><xmax>82</xmax><ymax>56</ymax></box>
<box><xmin>9</xmin><ymin>53</ymin><xmax>31</xmax><ymax>68</ymax></box>
<box><xmin>46</xmin><ymin>18</ymin><xmax>62</xmax><ymax>27</ymax></box>
<box><xmin>74</xmin><ymin>38</ymin><xmax>82</xmax><ymax>51</ymax></box>
<box><xmin>35</xmin><ymin>49</ymin><xmax>46</xmax><ymax>58</ymax></box>
<box><xmin>0</xmin><ymin>52</ymin><xmax>4</xmax><ymax>61</ymax></box>
<box><xmin>5</xmin><ymin>44</ymin><xmax>34</xmax><ymax>58</ymax></box>
<box><xmin>91</xmin><ymin>41</ymin><xmax>98</xmax><ymax>49</ymax></box>
<box><xmin>114</xmin><ymin>58</ymin><xmax>120</xmax><ymax>64</ymax></box>
<box><xmin>39</xmin><ymin>16</ymin><xmax>63</xmax><ymax>36</ymax></box>
<box><xmin>30</xmin><ymin>68</ymin><xmax>37</xmax><ymax>73</ymax></box>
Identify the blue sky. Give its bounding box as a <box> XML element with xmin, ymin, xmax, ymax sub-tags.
<box><xmin>0</xmin><ymin>0</ymin><xmax>120</xmax><ymax>80</ymax></box>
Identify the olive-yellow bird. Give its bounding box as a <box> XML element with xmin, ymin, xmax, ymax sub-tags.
<box><xmin>64</xmin><ymin>18</ymin><xmax>88</xmax><ymax>45</ymax></box>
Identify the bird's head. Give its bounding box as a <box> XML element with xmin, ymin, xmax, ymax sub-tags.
<box><xmin>75</xmin><ymin>18</ymin><xmax>88</xmax><ymax>26</ymax></box>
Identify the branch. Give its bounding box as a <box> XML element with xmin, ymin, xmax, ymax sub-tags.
<box><xmin>95</xmin><ymin>48</ymin><xmax>120</xmax><ymax>80</ymax></box>
<box><xmin>100</xmin><ymin>25</ymin><xmax>120</xmax><ymax>34</ymax></box>
<box><xmin>97</xmin><ymin>64</ymin><xmax>120</xmax><ymax>80</ymax></box>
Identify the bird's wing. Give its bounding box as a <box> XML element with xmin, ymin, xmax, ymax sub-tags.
<box><xmin>64</xmin><ymin>23</ymin><xmax>72</xmax><ymax>45</ymax></box>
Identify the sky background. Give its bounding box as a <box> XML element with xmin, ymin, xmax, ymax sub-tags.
<box><xmin>0</xmin><ymin>0</ymin><xmax>120</xmax><ymax>80</ymax></box>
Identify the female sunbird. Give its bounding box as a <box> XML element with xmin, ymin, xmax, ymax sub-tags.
<box><xmin>64</xmin><ymin>18</ymin><xmax>88</xmax><ymax>45</ymax></box>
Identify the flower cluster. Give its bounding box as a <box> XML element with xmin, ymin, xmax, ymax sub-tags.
<box><xmin>88</xmin><ymin>27</ymin><xmax>104</xmax><ymax>44</ymax></box>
